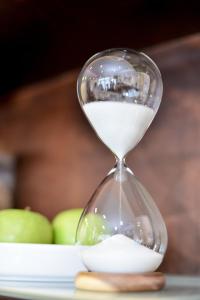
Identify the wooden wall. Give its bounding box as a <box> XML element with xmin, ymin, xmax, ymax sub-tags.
<box><xmin>0</xmin><ymin>34</ymin><xmax>199</xmax><ymax>274</ymax></box>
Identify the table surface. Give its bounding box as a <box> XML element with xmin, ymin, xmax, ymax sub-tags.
<box><xmin>0</xmin><ymin>275</ymin><xmax>200</xmax><ymax>300</ymax></box>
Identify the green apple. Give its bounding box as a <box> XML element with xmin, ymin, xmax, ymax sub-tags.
<box><xmin>0</xmin><ymin>209</ymin><xmax>53</xmax><ymax>244</ymax></box>
<box><xmin>52</xmin><ymin>209</ymin><xmax>109</xmax><ymax>245</ymax></box>
<box><xmin>52</xmin><ymin>208</ymin><xmax>83</xmax><ymax>245</ymax></box>
<box><xmin>77</xmin><ymin>213</ymin><xmax>110</xmax><ymax>246</ymax></box>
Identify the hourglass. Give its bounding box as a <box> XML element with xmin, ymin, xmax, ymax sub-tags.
<box><xmin>76</xmin><ymin>49</ymin><xmax>168</xmax><ymax>274</ymax></box>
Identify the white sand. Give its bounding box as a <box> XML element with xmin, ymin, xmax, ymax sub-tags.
<box><xmin>83</xmin><ymin>102</ymin><xmax>154</xmax><ymax>159</ymax></box>
<box><xmin>82</xmin><ymin>234</ymin><xmax>163</xmax><ymax>273</ymax></box>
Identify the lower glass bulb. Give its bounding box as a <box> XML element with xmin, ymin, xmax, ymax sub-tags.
<box><xmin>76</xmin><ymin>161</ymin><xmax>168</xmax><ymax>273</ymax></box>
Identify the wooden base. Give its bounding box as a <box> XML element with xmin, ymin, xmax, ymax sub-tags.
<box><xmin>75</xmin><ymin>271</ymin><xmax>165</xmax><ymax>292</ymax></box>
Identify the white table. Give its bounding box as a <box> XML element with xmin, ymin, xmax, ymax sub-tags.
<box><xmin>0</xmin><ymin>275</ymin><xmax>200</xmax><ymax>300</ymax></box>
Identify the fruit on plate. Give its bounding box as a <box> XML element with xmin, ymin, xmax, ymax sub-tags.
<box><xmin>53</xmin><ymin>208</ymin><xmax>109</xmax><ymax>245</ymax></box>
<box><xmin>52</xmin><ymin>208</ymin><xmax>83</xmax><ymax>245</ymax></box>
<box><xmin>76</xmin><ymin>213</ymin><xmax>110</xmax><ymax>245</ymax></box>
<box><xmin>0</xmin><ymin>209</ymin><xmax>53</xmax><ymax>244</ymax></box>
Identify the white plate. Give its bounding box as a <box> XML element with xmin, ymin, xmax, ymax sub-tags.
<box><xmin>0</xmin><ymin>243</ymin><xmax>87</xmax><ymax>282</ymax></box>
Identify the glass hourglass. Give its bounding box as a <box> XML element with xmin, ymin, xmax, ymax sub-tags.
<box><xmin>76</xmin><ymin>49</ymin><xmax>168</xmax><ymax>274</ymax></box>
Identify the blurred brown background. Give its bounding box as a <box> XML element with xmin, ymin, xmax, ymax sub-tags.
<box><xmin>0</xmin><ymin>0</ymin><xmax>199</xmax><ymax>274</ymax></box>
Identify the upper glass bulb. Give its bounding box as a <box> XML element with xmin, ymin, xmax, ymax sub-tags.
<box><xmin>77</xmin><ymin>48</ymin><xmax>163</xmax><ymax>159</ymax></box>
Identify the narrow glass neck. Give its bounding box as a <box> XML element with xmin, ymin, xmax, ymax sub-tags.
<box><xmin>114</xmin><ymin>157</ymin><xmax>128</xmax><ymax>182</ymax></box>
<box><xmin>115</xmin><ymin>157</ymin><xmax>126</xmax><ymax>170</ymax></box>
